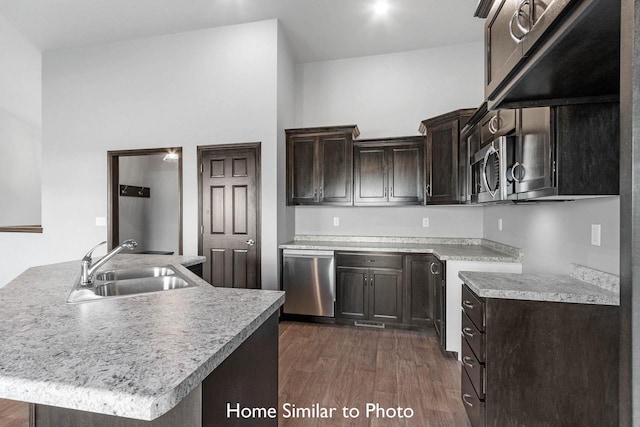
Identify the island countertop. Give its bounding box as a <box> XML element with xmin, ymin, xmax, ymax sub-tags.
<box><xmin>0</xmin><ymin>254</ymin><xmax>285</xmax><ymax>421</ymax></box>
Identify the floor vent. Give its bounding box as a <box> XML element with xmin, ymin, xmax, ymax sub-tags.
<box><xmin>354</xmin><ymin>321</ymin><xmax>385</xmax><ymax>329</ymax></box>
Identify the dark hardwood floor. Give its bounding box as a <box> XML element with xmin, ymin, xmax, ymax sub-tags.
<box><xmin>278</xmin><ymin>321</ymin><xmax>470</xmax><ymax>427</ymax></box>
<box><xmin>0</xmin><ymin>321</ymin><xmax>469</xmax><ymax>427</ymax></box>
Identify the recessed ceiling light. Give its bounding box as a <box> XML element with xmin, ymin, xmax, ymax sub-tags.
<box><xmin>373</xmin><ymin>0</ymin><xmax>390</xmax><ymax>16</ymax></box>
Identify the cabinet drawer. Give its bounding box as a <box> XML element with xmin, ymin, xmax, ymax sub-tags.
<box><xmin>462</xmin><ymin>285</ymin><xmax>485</xmax><ymax>331</ymax></box>
<box><xmin>461</xmin><ymin>369</ymin><xmax>485</xmax><ymax>427</ymax></box>
<box><xmin>462</xmin><ymin>312</ymin><xmax>485</xmax><ymax>362</ymax></box>
<box><xmin>336</xmin><ymin>253</ymin><xmax>403</xmax><ymax>270</ymax></box>
<box><xmin>462</xmin><ymin>338</ymin><xmax>485</xmax><ymax>399</ymax></box>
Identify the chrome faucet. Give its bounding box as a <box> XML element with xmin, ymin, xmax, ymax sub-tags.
<box><xmin>80</xmin><ymin>239</ymin><xmax>138</xmax><ymax>285</ymax></box>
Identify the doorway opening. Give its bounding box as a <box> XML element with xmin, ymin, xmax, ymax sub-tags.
<box><xmin>107</xmin><ymin>147</ymin><xmax>183</xmax><ymax>253</ymax></box>
<box><xmin>197</xmin><ymin>143</ymin><xmax>261</xmax><ymax>289</ymax></box>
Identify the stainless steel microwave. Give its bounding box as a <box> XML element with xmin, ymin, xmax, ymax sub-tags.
<box><xmin>470</xmin><ymin>136</ymin><xmax>516</xmax><ymax>203</ymax></box>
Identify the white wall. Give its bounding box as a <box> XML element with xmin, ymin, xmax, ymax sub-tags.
<box><xmin>293</xmin><ymin>42</ymin><xmax>485</xmax><ymax>239</ymax></box>
<box><xmin>0</xmin><ymin>13</ymin><xmax>44</xmax><ymax>287</ymax></box>
<box><xmin>483</xmin><ymin>197</ymin><xmax>620</xmax><ymax>275</ymax></box>
<box><xmin>295</xmin><ymin>42</ymin><xmax>483</xmax><ymax>138</ymax></box>
<box><xmin>277</xmin><ymin>23</ymin><xmax>296</xmax><ymax>245</ymax></box>
<box><xmin>41</xmin><ymin>20</ymin><xmax>281</xmax><ymax>289</ymax></box>
<box><xmin>295</xmin><ymin>206</ymin><xmax>483</xmax><ymax>238</ymax></box>
<box><xmin>0</xmin><ymin>12</ymin><xmax>42</xmax><ymax>226</ymax></box>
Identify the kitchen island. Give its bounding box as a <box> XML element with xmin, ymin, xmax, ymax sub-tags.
<box><xmin>0</xmin><ymin>254</ymin><xmax>284</xmax><ymax>426</ymax></box>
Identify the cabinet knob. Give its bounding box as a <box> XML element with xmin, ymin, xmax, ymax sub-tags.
<box><xmin>430</xmin><ymin>262</ymin><xmax>439</xmax><ymax>275</ymax></box>
<box><xmin>462</xmin><ymin>356</ymin><xmax>476</xmax><ymax>368</ymax></box>
<box><xmin>462</xmin><ymin>394</ymin><xmax>475</xmax><ymax>408</ymax></box>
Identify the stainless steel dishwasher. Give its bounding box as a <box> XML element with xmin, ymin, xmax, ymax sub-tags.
<box><xmin>282</xmin><ymin>249</ymin><xmax>335</xmax><ymax>317</ymax></box>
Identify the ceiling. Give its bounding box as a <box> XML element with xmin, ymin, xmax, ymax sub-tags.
<box><xmin>0</xmin><ymin>0</ymin><xmax>484</xmax><ymax>62</ymax></box>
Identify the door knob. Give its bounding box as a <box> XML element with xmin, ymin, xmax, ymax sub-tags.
<box><xmin>245</xmin><ymin>239</ymin><xmax>255</xmax><ymax>246</ymax></box>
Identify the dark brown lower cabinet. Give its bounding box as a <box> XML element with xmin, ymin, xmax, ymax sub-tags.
<box><xmin>460</xmin><ymin>284</ymin><xmax>618</xmax><ymax>427</ymax></box>
<box><xmin>336</xmin><ymin>253</ymin><xmax>403</xmax><ymax>325</ymax></box>
<box><xmin>403</xmin><ymin>255</ymin><xmax>435</xmax><ymax>328</ymax></box>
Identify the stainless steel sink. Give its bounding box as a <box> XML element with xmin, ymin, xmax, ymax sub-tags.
<box><xmin>95</xmin><ymin>266</ymin><xmax>177</xmax><ymax>282</ymax></box>
<box><xmin>67</xmin><ymin>265</ymin><xmax>198</xmax><ymax>303</ymax></box>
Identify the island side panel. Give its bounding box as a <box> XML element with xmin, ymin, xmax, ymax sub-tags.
<box><xmin>202</xmin><ymin>312</ymin><xmax>279</xmax><ymax>427</ymax></box>
<box><xmin>34</xmin><ymin>385</ymin><xmax>202</xmax><ymax>427</ymax></box>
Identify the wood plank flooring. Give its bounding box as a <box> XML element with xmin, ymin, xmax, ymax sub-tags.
<box><xmin>0</xmin><ymin>399</ymin><xmax>30</xmax><ymax>427</ymax></box>
<box><xmin>278</xmin><ymin>321</ymin><xmax>470</xmax><ymax>427</ymax></box>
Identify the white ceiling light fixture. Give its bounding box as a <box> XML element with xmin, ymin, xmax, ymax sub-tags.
<box><xmin>373</xmin><ymin>0</ymin><xmax>390</xmax><ymax>16</ymax></box>
<box><xmin>162</xmin><ymin>152</ymin><xmax>179</xmax><ymax>163</ymax></box>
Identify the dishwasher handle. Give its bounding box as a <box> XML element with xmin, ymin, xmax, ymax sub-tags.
<box><xmin>282</xmin><ymin>249</ymin><xmax>335</xmax><ymax>258</ymax></box>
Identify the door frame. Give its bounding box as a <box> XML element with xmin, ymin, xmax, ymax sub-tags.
<box><xmin>197</xmin><ymin>142</ymin><xmax>262</xmax><ymax>289</ymax></box>
<box><xmin>107</xmin><ymin>147</ymin><xmax>183</xmax><ymax>253</ymax></box>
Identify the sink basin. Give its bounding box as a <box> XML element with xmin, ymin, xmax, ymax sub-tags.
<box><xmin>95</xmin><ymin>266</ymin><xmax>177</xmax><ymax>282</ymax></box>
<box><xmin>67</xmin><ymin>265</ymin><xmax>199</xmax><ymax>303</ymax></box>
<box><xmin>94</xmin><ymin>276</ymin><xmax>195</xmax><ymax>297</ymax></box>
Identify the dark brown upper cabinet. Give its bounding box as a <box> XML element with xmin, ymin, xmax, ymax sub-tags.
<box><xmin>286</xmin><ymin>125</ymin><xmax>359</xmax><ymax>206</ymax></box>
<box><xmin>420</xmin><ymin>109</ymin><xmax>475</xmax><ymax>205</ymax></box>
<box><xmin>514</xmin><ymin>101</ymin><xmax>619</xmax><ymax>201</ymax></box>
<box><xmin>353</xmin><ymin>137</ymin><xmax>425</xmax><ymax>206</ymax></box>
<box><xmin>484</xmin><ymin>0</ymin><xmax>620</xmax><ymax>108</ymax></box>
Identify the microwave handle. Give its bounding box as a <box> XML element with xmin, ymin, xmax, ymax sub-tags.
<box><xmin>482</xmin><ymin>145</ymin><xmax>500</xmax><ymax>199</ymax></box>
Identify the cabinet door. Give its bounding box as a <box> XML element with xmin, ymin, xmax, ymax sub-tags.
<box><xmin>461</xmin><ymin>124</ymin><xmax>480</xmax><ymax>203</ymax></box>
<box><xmin>433</xmin><ymin>260</ymin><xmax>445</xmax><ymax>348</ymax></box>
<box><xmin>319</xmin><ymin>135</ymin><xmax>353</xmax><ymax>205</ymax></box>
<box><xmin>369</xmin><ymin>269</ymin><xmax>403</xmax><ymax>323</ymax></box>
<box><xmin>388</xmin><ymin>145</ymin><xmax>424</xmax><ymax>204</ymax></box>
<box><xmin>336</xmin><ymin>267</ymin><xmax>369</xmax><ymax>320</ymax></box>
<box><xmin>514</xmin><ymin>107</ymin><xmax>552</xmax><ymax>195</ymax></box>
<box><xmin>427</xmin><ymin>120</ymin><xmax>459</xmax><ymax>204</ymax></box>
<box><xmin>287</xmin><ymin>136</ymin><xmax>318</xmax><ymax>205</ymax></box>
<box><xmin>354</xmin><ymin>146</ymin><xmax>388</xmax><ymax>205</ymax></box>
<box><xmin>485</xmin><ymin>0</ymin><xmax>525</xmax><ymax>99</ymax></box>
<box><xmin>404</xmin><ymin>255</ymin><xmax>434</xmax><ymax>328</ymax></box>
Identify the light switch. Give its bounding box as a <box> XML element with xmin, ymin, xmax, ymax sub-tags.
<box><xmin>591</xmin><ymin>224</ymin><xmax>601</xmax><ymax>246</ymax></box>
<box><xmin>422</xmin><ymin>217</ymin><xmax>430</xmax><ymax>228</ymax></box>
<box><xmin>333</xmin><ymin>217</ymin><xmax>339</xmax><ymax>227</ymax></box>
<box><xmin>498</xmin><ymin>218</ymin><xmax>503</xmax><ymax>231</ymax></box>
<box><xmin>96</xmin><ymin>217</ymin><xmax>107</xmax><ymax>227</ymax></box>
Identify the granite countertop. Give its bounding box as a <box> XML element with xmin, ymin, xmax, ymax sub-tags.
<box><xmin>279</xmin><ymin>239</ymin><xmax>521</xmax><ymax>263</ymax></box>
<box><xmin>458</xmin><ymin>270</ymin><xmax>619</xmax><ymax>306</ymax></box>
<box><xmin>0</xmin><ymin>254</ymin><xmax>284</xmax><ymax>421</ymax></box>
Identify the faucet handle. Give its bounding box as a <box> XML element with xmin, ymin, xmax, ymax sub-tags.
<box><xmin>82</xmin><ymin>241</ymin><xmax>107</xmax><ymax>262</ymax></box>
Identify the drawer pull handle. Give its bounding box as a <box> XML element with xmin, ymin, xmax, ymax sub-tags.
<box><xmin>463</xmin><ymin>356</ymin><xmax>476</xmax><ymax>368</ymax></box>
<box><xmin>463</xmin><ymin>327</ymin><xmax>475</xmax><ymax>338</ymax></box>
<box><xmin>430</xmin><ymin>262</ymin><xmax>439</xmax><ymax>275</ymax></box>
<box><xmin>462</xmin><ymin>300</ymin><xmax>475</xmax><ymax>309</ymax></box>
<box><xmin>462</xmin><ymin>394</ymin><xmax>475</xmax><ymax>407</ymax></box>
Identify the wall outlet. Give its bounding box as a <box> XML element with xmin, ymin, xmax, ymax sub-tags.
<box><xmin>591</xmin><ymin>224</ymin><xmax>602</xmax><ymax>246</ymax></box>
<box><xmin>422</xmin><ymin>217</ymin><xmax>430</xmax><ymax>228</ymax></box>
<box><xmin>333</xmin><ymin>217</ymin><xmax>340</xmax><ymax>227</ymax></box>
<box><xmin>96</xmin><ymin>217</ymin><xmax>107</xmax><ymax>227</ymax></box>
<box><xmin>498</xmin><ymin>218</ymin><xmax>503</xmax><ymax>231</ymax></box>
